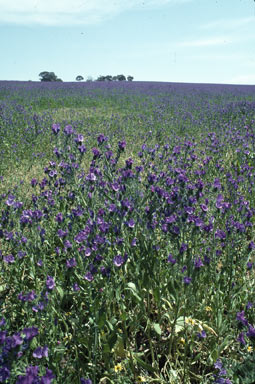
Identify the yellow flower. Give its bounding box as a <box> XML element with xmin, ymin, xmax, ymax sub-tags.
<box><xmin>137</xmin><ymin>376</ymin><xmax>146</xmax><ymax>383</ymax></box>
<box><xmin>247</xmin><ymin>345</ymin><xmax>253</xmax><ymax>353</ymax></box>
<box><xmin>185</xmin><ymin>317</ymin><xmax>196</xmax><ymax>326</ymax></box>
<box><xmin>179</xmin><ymin>337</ymin><xmax>185</xmax><ymax>345</ymax></box>
<box><xmin>205</xmin><ymin>306</ymin><xmax>212</xmax><ymax>312</ymax></box>
<box><xmin>114</xmin><ymin>363</ymin><xmax>123</xmax><ymax>372</ymax></box>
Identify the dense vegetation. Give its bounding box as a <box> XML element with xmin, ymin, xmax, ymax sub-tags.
<box><xmin>1</xmin><ymin>80</ymin><xmax>255</xmax><ymax>383</ymax></box>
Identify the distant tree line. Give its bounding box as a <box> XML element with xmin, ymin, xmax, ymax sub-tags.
<box><xmin>95</xmin><ymin>74</ymin><xmax>134</xmax><ymax>82</ymax></box>
<box><xmin>38</xmin><ymin>72</ymin><xmax>134</xmax><ymax>82</ymax></box>
<box><xmin>76</xmin><ymin>74</ymin><xmax>134</xmax><ymax>82</ymax></box>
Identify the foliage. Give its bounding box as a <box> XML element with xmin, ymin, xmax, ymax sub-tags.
<box><xmin>76</xmin><ymin>76</ymin><xmax>84</xmax><ymax>82</ymax></box>
<box><xmin>96</xmin><ymin>74</ymin><xmax>130</xmax><ymax>81</ymax></box>
<box><xmin>39</xmin><ymin>71</ymin><xmax>63</xmax><ymax>82</ymax></box>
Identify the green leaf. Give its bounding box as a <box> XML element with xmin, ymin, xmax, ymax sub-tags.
<box><xmin>175</xmin><ymin>317</ymin><xmax>185</xmax><ymax>334</ymax></box>
<box><xmin>125</xmin><ymin>282</ymin><xmax>141</xmax><ymax>302</ymax></box>
<box><xmin>127</xmin><ymin>282</ymin><xmax>137</xmax><ymax>291</ymax></box>
<box><xmin>218</xmin><ymin>335</ymin><xmax>233</xmax><ymax>354</ymax></box>
<box><xmin>98</xmin><ymin>310</ymin><xmax>106</xmax><ymax>330</ymax></box>
<box><xmin>132</xmin><ymin>354</ymin><xmax>156</xmax><ymax>373</ymax></box>
<box><xmin>56</xmin><ymin>286</ymin><xmax>64</xmax><ymax>300</ymax></box>
<box><xmin>153</xmin><ymin>322</ymin><xmax>162</xmax><ymax>336</ymax></box>
<box><xmin>107</xmin><ymin>331</ymin><xmax>117</xmax><ymax>350</ymax></box>
<box><xmin>0</xmin><ymin>285</ymin><xmax>7</xmax><ymax>293</ymax></box>
<box><xmin>106</xmin><ymin>320</ymin><xmax>114</xmax><ymax>332</ymax></box>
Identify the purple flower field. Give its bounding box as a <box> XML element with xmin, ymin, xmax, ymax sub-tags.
<box><xmin>1</xmin><ymin>80</ymin><xmax>255</xmax><ymax>383</ymax></box>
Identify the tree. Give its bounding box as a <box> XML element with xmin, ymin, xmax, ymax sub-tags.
<box><xmin>127</xmin><ymin>76</ymin><xmax>134</xmax><ymax>82</ymax></box>
<box><xmin>116</xmin><ymin>74</ymin><xmax>126</xmax><ymax>81</ymax></box>
<box><xmin>39</xmin><ymin>71</ymin><xmax>62</xmax><ymax>82</ymax></box>
<box><xmin>97</xmin><ymin>75</ymin><xmax>106</xmax><ymax>81</ymax></box>
<box><xmin>76</xmin><ymin>75</ymin><xmax>84</xmax><ymax>81</ymax></box>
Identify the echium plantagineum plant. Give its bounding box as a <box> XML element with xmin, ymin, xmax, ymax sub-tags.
<box><xmin>1</xmin><ymin>80</ymin><xmax>255</xmax><ymax>383</ymax></box>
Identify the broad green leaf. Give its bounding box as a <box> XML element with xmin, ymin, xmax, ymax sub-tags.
<box><xmin>153</xmin><ymin>322</ymin><xmax>162</xmax><ymax>336</ymax></box>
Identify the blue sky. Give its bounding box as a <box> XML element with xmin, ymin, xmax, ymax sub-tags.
<box><xmin>0</xmin><ymin>0</ymin><xmax>255</xmax><ymax>84</ymax></box>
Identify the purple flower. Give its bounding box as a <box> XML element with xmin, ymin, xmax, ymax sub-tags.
<box><xmin>37</xmin><ymin>259</ymin><xmax>43</xmax><ymax>267</ymax></box>
<box><xmin>64</xmin><ymin>125</ymin><xmax>74</xmax><ymax>135</ymax></box>
<box><xmin>0</xmin><ymin>331</ymin><xmax>7</xmax><ymax>344</ymax></box>
<box><xmin>66</xmin><ymin>258</ymin><xmax>77</xmax><ymax>268</ymax></box>
<box><xmin>64</xmin><ymin>240</ymin><xmax>72</xmax><ymax>250</ymax></box>
<box><xmin>75</xmin><ymin>230</ymin><xmax>88</xmax><ymax>243</ymax></box>
<box><xmin>194</xmin><ymin>257</ymin><xmax>204</xmax><ymax>269</ymax></box>
<box><xmin>127</xmin><ymin>218</ymin><xmax>135</xmax><ymax>228</ymax></box>
<box><xmin>22</xmin><ymin>327</ymin><xmax>39</xmax><ymax>341</ymax></box>
<box><xmin>84</xmin><ymin>272</ymin><xmax>94</xmax><ymax>282</ymax></box>
<box><xmin>57</xmin><ymin>229</ymin><xmax>68</xmax><ymax>238</ymax></box>
<box><xmin>184</xmin><ymin>276</ymin><xmax>192</xmax><ymax>285</ymax></box>
<box><xmin>86</xmin><ymin>172</ymin><xmax>97</xmax><ymax>181</ymax></box>
<box><xmin>197</xmin><ymin>330</ymin><xmax>206</xmax><ymax>339</ymax></box>
<box><xmin>17</xmin><ymin>251</ymin><xmax>26</xmax><ymax>259</ymax></box>
<box><xmin>32</xmin><ymin>345</ymin><xmax>49</xmax><ymax>358</ymax></box>
<box><xmin>46</xmin><ymin>276</ymin><xmax>55</xmax><ymax>290</ymax></box>
<box><xmin>131</xmin><ymin>238</ymin><xmax>137</xmax><ymax>246</ymax></box>
<box><xmin>84</xmin><ymin>247</ymin><xmax>92</xmax><ymax>257</ymax></box>
<box><xmin>200</xmin><ymin>204</ymin><xmax>208</xmax><ymax>212</ymax></box>
<box><xmin>247</xmin><ymin>262</ymin><xmax>253</xmax><ymax>270</ymax></box>
<box><xmin>92</xmin><ymin>147</ymin><xmax>101</xmax><ymax>158</ymax></box>
<box><xmin>31</xmin><ymin>178</ymin><xmax>37</xmax><ymax>187</ymax></box>
<box><xmin>214</xmin><ymin>360</ymin><xmax>223</xmax><ymax>370</ymax></box>
<box><xmin>12</xmin><ymin>332</ymin><xmax>23</xmax><ymax>347</ymax></box>
<box><xmin>78</xmin><ymin>144</ymin><xmax>87</xmax><ymax>153</ymax></box>
<box><xmin>16</xmin><ymin>366</ymin><xmax>39</xmax><ymax>384</ymax></box>
<box><xmin>18</xmin><ymin>291</ymin><xmax>37</xmax><ymax>302</ymax></box>
<box><xmin>246</xmin><ymin>325</ymin><xmax>255</xmax><ymax>338</ymax></box>
<box><xmin>81</xmin><ymin>379</ymin><xmax>92</xmax><ymax>384</ymax></box>
<box><xmin>55</xmin><ymin>212</ymin><xmax>63</xmax><ymax>223</ymax></box>
<box><xmin>215</xmin><ymin>229</ymin><xmax>226</xmax><ymax>240</ymax></box>
<box><xmin>97</xmin><ymin>133</ymin><xmax>107</xmax><ymax>144</ymax></box>
<box><xmin>179</xmin><ymin>243</ymin><xmax>188</xmax><ymax>253</ymax></box>
<box><xmin>5</xmin><ymin>194</ymin><xmax>15</xmax><ymax>206</ymax></box>
<box><xmin>73</xmin><ymin>283</ymin><xmax>80</xmax><ymax>291</ymax></box>
<box><xmin>236</xmin><ymin>311</ymin><xmax>248</xmax><ymax>326</ymax></box>
<box><xmin>0</xmin><ymin>367</ymin><xmax>10</xmax><ymax>382</ymax></box>
<box><xmin>3</xmin><ymin>254</ymin><xmax>15</xmax><ymax>264</ymax></box>
<box><xmin>125</xmin><ymin>157</ymin><xmax>133</xmax><ymax>168</ymax></box>
<box><xmin>167</xmin><ymin>253</ymin><xmax>176</xmax><ymax>265</ymax></box>
<box><xmin>237</xmin><ymin>332</ymin><xmax>246</xmax><ymax>345</ymax></box>
<box><xmin>0</xmin><ymin>317</ymin><xmax>6</xmax><ymax>327</ymax></box>
<box><xmin>105</xmin><ymin>150</ymin><xmax>113</xmax><ymax>159</ymax></box>
<box><xmin>118</xmin><ymin>140</ymin><xmax>126</xmax><ymax>151</ymax></box>
<box><xmin>41</xmin><ymin>368</ymin><xmax>55</xmax><ymax>384</ymax></box>
<box><xmin>52</xmin><ymin>123</ymin><xmax>60</xmax><ymax>135</ymax></box>
<box><xmin>74</xmin><ymin>134</ymin><xmax>84</xmax><ymax>144</ymax></box>
<box><xmin>113</xmin><ymin>254</ymin><xmax>124</xmax><ymax>267</ymax></box>
<box><xmin>213</xmin><ymin>178</ymin><xmax>221</xmax><ymax>190</ymax></box>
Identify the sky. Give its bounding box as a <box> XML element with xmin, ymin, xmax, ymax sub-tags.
<box><xmin>0</xmin><ymin>0</ymin><xmax>255</xmax><ymax>84</ymax></box>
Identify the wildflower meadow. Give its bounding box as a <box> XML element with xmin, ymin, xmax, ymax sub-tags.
<box><xmin>1</xmin><ymin>80</ymin><xmax>255</xmax><ymax>383</ymax></box>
